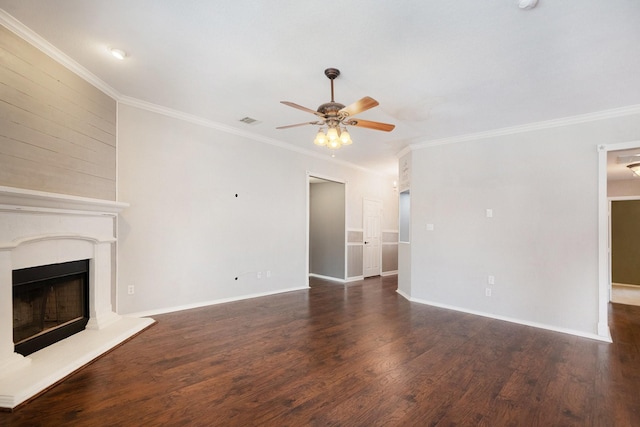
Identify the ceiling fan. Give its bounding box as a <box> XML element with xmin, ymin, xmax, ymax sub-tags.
<box><xmin>277</xmin><ymin>68</ymin><xmax>395</xmax><ymax>149</ymax></box>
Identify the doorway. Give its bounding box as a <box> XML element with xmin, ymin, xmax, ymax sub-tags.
<box><xmin>308</xmin><ymin>175</ymin><xmax>346</xmax><ymax>282</ymax></box>
<box><xmin>599</xmin><ymin>140</ymin><xmax>640</xmax><ymax>339</ymax></box>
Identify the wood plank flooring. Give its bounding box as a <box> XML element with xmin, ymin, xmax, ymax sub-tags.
<box><xmin>2</xmin><ymin>275</ymin><xmax>640</xmax><ymax>426</ymax></box>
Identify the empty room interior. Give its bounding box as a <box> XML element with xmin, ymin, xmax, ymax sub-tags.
<box><xmin>1</xmin><ymin>1</ymin><xmax>640</xmax><ymax>425</ymax></box>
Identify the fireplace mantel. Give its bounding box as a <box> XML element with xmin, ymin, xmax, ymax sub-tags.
<box><xmin>0</xmin><ymin>185</ymin><xmax>129</xmax><ymax>215</ymax></box>
<box><xmin>0</xmin><ymin>186</ymin><xmax>154</xmax><ymax>410</ymax></box>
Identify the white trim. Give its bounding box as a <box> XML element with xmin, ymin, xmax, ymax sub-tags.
<box><xmin>381</xmin><ymin>270</ymin><xmax>398</xmax><ymax>277</ymax></box>
<box><xmin>308</xmin><ymin>273</ymin><xmax>346</xmax><ymax>284</ymax></box>
<box><xmin>127</xmin><ymin>286</ymin><xmax>310</xmax><ymax>318</ymax></box>
<box><xmin>347</xmin><ymin>228</ymin><xmax>364</xmax><ymax>232</ymax></box>
<box><xmin>120</xmin><ymin>97</ymin><xmax>378</xmax><ymax>175</ymax></box>
<box><xmin>346</xmin><ymin>275</ymin><xmax>364</xmax><ymax>282</ymax></box>
<box><xmin>398</xmin><ymin>293</ymin><xmax>612</xmax><ymax>343</ymax></box>
<box><xmin>0</xmin><ymin>185</ymin><xmax>129</xmax><ymax>215</ymax></box>
<box><xmin>397</xmin><ymin>104</ymin><xmax>640</xmax><ymax>157</ymax></box>
<box><xmin>0</xmin><ymin>10</ymin><xmax>121</xmax><ymax>100</ymax></box>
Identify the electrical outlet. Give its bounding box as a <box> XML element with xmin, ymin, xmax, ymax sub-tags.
<box><xmin>485</xmin><ymin>288</ymin><xmax>492</xmax><ymax>297</ymax></box>
<box><xmin>127</xmin><ymin>285</ymin><xmax>135</xmax><ymax>295</ymax></box>
<box><xmin>266</xmin><ymin>270</ymin><xmax>271</xmax><ymax>278</ymax></box>
<box><xmin>488</xmin><ymin>275</ymin><xmax>495</xmax><ymax>285</ymax></box>
<box><xmin>257</xmin><ymin>272</ymin><xmax>262</xmax><ymax>279</ymax></box>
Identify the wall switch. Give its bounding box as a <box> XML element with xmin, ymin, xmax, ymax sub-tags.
<box><xmin>257</xmin><ymin>272</ymin><xmax>262</xmax><ymax>279</ymax></box>
<box><xmin>426</xmin><ymin>224</ymin><xmax>434</xmax><ymax>231</ymax></box>
<box><xmin>266</xmin><ymin>270</ymin><xmax>271</xmax><ymax>278</ymax></box>
<box><xmin>486</xmin><ymin>209</ymin><xmax>493</xmax><ymax>218</ymax></box>
<box><xmin>127</xmin><ymin>285</ymin><xmax>135</xmax><ymax>295</ymax></box>
<box><xmin>485</xmin><ymin>288</ymin><xmax>492</xmax><ymax>297</ymax></box>
<box><xmin>488</xmin><ymin>275</ymin><xmax>495</xmax><ymax>285</ymax></box>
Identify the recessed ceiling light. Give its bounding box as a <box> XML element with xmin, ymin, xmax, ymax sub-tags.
<box><xmin>518</xmin><ymin>0</ymin><xmax>538</xmax><ymax>10</ymax></box>
<box><xmin>109</xmin><ymin>48</ymin><xmax>127</xmax><ymax>60</ymax></box>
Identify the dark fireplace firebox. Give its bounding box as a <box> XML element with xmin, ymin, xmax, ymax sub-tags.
<box><xmin>13</xmin><ymin>260</ymin><xmax>90</xmax><ymax>356</ymax></box>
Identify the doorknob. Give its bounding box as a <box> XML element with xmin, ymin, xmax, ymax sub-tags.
<box><xmin>364</xmin><ymin>241</ymin><xmax>369</xmax><ymax>244</ymax></box>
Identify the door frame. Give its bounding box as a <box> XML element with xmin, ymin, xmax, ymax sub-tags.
<box><xmin>598</xmin><ymin>140</ymin><xmax>640</xmax><ymax>341</ymax></box>
<box><xmin>306</xmin><ymin>171</ymin><xmax>348</xmax><ymax>284</ymax></box>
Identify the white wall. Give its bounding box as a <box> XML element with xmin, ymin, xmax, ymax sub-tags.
<box><xmin>116</xmin><ymin>104</ymin><xmax>397</xmax><ymax>315</ymax></box>
<box><xmin>404</xmin><ymin>112</ymin><xmax>640</xmax><ymax>336</ymax></box>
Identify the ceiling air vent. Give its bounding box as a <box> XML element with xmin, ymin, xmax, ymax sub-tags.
<box><xmin>239</xmin><ymin>116</ymin><xmax>259</xmax><ymax>125</ymax></box>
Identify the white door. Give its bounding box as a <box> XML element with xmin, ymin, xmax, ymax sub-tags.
<box><xmin>363</xmin><ymin>198</ymin><xmax>382</xmax><ymax>277</ymax></box>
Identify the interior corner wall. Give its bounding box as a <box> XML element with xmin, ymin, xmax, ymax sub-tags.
<box><xmin>116</xmin><ymin>103</ymin><xmax>398</xmax><ymax>315</ymax></box>
<box><xmin>309</xmin><ymin>181</ymin><xmax>346</xmax><ymax>279</ymax></box>
<box><xmin>406</xmin><ymin>112</ymin><xmax>640</xmax><ymax>336</ymax></box>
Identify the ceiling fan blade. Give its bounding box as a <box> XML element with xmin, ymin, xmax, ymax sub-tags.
<box><xmin>276</xmin><ymin>121</ymin><xmax>321</xmax><ymax>129</ymax></box>
<box><xmin>281</xmin><ymin>101</ymin><xmax>324</xmax><ymax>117</ymax></box>
<box><xmin>340</xmin><ymin>96</ymin><xmax>379</xmax><ymax>117</ymax></box>
<box><xmin>349</xmin><ymin>118</ymin><xmax>395</xmax><ymax>132</ymax></box>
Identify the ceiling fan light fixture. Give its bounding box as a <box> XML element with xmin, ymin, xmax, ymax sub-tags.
<box><xmin>314</xmin><ymin>129</ymin><xmax>327</xmax><ymax>146</ymax></box>
<box><xmin>627</xmin><ymin>162</ymin><xmax>640</xmax><ymax>177</ymax></box>
<box><xmin>326</xmin><ymin>127</ymin><xmax>339</xmax><ymax>142</ymax></box>
<box><xmin>328</xmin><ymin>138</ymin><xmax>342</xmax><ymax>150</ymax></box>
<box><xmin>340</xmin><ymin>127</ymin><xmax>352</xmax><ymax>145</ymax></box>
<box><xmin>277</xmin><ymin>68</ymin><xmax>395</xmax><ymax>154</ymax></box>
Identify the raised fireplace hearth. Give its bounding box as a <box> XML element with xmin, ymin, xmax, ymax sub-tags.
<box><xmin>0</xmin><ymin>185</ymin><xmax>155</xmax><ymax>410</ymax></box>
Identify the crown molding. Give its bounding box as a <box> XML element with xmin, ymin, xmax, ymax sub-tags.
<box><xmin>0</xmin><ymin>9</ymin><xmax>121</xmax><ymax>100</ymax></box>
<box><xmin>118</xmin><ymin>96</ymin><xmax>380</xmax><ymax>175</ymax></box>
<box><xmin>406</xmin><ymin>104</ymin><xmax>640</xmax><ymax>152</ymax></box>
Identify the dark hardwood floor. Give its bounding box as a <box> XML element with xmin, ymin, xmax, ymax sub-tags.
<box><xmin>2</xmin><ymin>276</ymin><xmax>640</xmax><ymax>426</ymax></box>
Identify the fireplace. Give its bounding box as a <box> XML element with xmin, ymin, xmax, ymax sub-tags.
<box><xmin>13</xmin><ymin>260</ymin><xmax>90</xmax><ymax>356</ymax></box>
<box><xmin>0</xmin><ymin>185</ymin><xmax>155</xmax><ymax>410</ymax></box>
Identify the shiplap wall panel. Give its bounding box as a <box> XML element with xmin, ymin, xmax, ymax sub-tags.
<box><xmin>0</xmin><ymin>25</ymin><xmax>116</xmax><ymax>200</ymax></box>
<box><xmin>1</xmin><ymin>63</ymin><xmax>115</xmax><ymax>143</ymax></box>
<box><xmin>0</xmin><ymin>28</ymin><xmax>116</xmax><ymax>123</ymax></box>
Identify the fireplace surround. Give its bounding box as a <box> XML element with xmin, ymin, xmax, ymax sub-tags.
<box><xmin>0</xmin><ymin>186</ymin><xmax>155</xmax><ymax>410</ymax></box>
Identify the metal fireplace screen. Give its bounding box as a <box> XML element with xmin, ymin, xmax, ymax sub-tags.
<box><xmin>12</xmin><ymin>259</ymin><xmax>89</xmax><ymax>356</ymax></box>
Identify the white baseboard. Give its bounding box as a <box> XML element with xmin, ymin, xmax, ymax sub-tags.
<box><xmin>309</xmin><ymin>273</ymin><xmax>346</xmax><ymax>283</ymax></box>
<box><xmin>126</xmin><ymin>285</ymin><xmax>310</xmax><ymax>318</ymax></box>
<box><xmin>396</xmin><ymin>291</ymin><xmax>612</xmax><ymax>343</ymax></box>
<box><xmin>381</xmin><ymin>270</ymin><xmax>398</xmax><ymax>277</ymax></box>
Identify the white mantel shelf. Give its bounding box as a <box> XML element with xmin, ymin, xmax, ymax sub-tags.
<box><xmin>0</xmin><ymin>186</ymin><xmax>129</xmax><ymax>215</ymax></box>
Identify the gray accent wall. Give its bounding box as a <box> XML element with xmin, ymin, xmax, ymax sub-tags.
<box><xmin>309</xmin><ymin>181</ymin><xmax>346</xmax><ymax>279</ymax></box>
<box><xmin>0</xmin><ymin>26</ymin><xmax>117</xmax><ymax>200</ymax></box>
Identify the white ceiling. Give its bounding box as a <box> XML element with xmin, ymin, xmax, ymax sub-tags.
<box><xmin>2</xmin><ymin>0</ymin><xmax>640</xmax><ymax>176</ymax></box>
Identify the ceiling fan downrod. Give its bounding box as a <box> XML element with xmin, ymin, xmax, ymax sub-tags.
<box><xmin>324</xmin><ymin>68</ymin><xmax>340</xmax><ymax>102</ymax></box>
